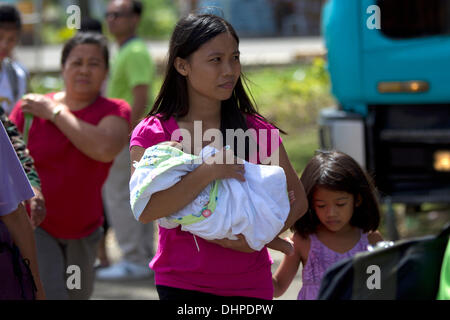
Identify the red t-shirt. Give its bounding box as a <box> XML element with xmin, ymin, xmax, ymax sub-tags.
<box><xmin>130</xmin><ymin>113</ymin><xmax>282</xmax><ymax>299</ymax></box>
<box><xmin>10</xmin><ymin>93</ymin><xmax>131</xmax><ymax>239</ymax></box>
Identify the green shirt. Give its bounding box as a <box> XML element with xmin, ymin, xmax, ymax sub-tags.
<box><xmin>106</xmin><ymin>38</ymin><xmax>155</xmax><ymax>113</ymax></box>
<box><xmin>437</xmin><ymin>238</ymin><xmax>450</xmax><ymax>300</ymax></box>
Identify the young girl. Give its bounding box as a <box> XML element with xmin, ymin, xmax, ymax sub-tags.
<box><xmin>130</xmin><ymin>13</ymin><xmax>308</xmax><ymax>300</ymax></box>
<box><xmin>272</xmin><ymin>150</ymin><xmax>383</xmax><ymax>300</ymax></box>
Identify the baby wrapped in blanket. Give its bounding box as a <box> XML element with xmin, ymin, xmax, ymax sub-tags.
<box><xmin>130</xmin><ymin>141</ymin><xmax>292</xmax><ymax>253</ymax></box>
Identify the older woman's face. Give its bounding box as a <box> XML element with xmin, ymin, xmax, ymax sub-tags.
<box><xmin>62</xmin><ymin>44</ymin><xmax>107</xmax><ymax>98</ymax></box>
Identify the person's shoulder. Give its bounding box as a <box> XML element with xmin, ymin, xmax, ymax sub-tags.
<box><xmin>131</xmin><ymin>114</ymin><xmax>172</xmax><ymax>148</ymax></box>
<box><xmin>367</xmin><ymin>230</ymin><xmax>384</xmax><ymax>245</ymax></box>
<box><xmin>133</xmin><ymin>114</ymin><xmax>174</xmax><ymax>137</ymax></box>
<box><xmin>103</xmin><ymin>97</ymin><xmax>131</xmax><ymax>110</ymax></box>
<box><xmin>126</xmin><ymin>39</ymin><xmax>150</xmax><ymax>54</ymax></box>
<box><xmin>245</xmin><ymin>113</ymin><xmax>277</xmax><ymax>130</ymax></box>
<box><xmin>91</xmin><ymin>97</ymin><xmax>130</xmax><ymax>121</ymax></box>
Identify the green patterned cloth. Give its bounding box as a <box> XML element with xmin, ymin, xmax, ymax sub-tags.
<box><xmin>0</xmin><ymin>106</ymin><xmax>40</xmax><ymax>189</ymax></box>
<box><xmin>130</xmin><ymin>144</ymin><xmax>219</xmax><ymax>225</ymax></box>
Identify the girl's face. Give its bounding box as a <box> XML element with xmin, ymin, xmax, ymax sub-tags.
<box><xmin>178</xmin><ymin>32</ymin><xmax>241</xmax><ymax>104</ymax></box>
<box><xmin>62</xmin><ymin>44</ymin><xmax>107</xmax><ymax>100</ymax></box>
<box><xmin>312</xmin><ymin>187</ymin><xmax>357</xmax><ymax>233</ymax></box>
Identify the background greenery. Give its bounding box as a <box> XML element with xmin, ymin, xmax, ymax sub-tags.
<box><xmin>38</xmin><ymin>0</ymin><xmax>178</xmax><ymax>44</ymax></box>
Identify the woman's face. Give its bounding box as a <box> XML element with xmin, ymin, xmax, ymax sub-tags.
<box><xmin>180</xmin><ymin>32</ymin><xmax>241</xmax><ymax>104</ymax></box>
<box><xmin>62</xmin><ymin>44</ymin><xmax>107</xmax><ymax>99</ymax></box>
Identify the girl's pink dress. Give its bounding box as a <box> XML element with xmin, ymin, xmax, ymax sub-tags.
<box><xmin>298</xmin><ymin>229</ymin><xmax>369</xmax><ymax>300</ymax></box>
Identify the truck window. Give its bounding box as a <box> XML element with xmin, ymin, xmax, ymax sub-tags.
<box><xmin>378</xmin><ymin>0</ymin><xmax>450</xmax><ymax>39</ymax></box>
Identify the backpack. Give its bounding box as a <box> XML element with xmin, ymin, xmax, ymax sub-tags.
<box><xmin>0</xmin><ymin>220</ymin><xmax>37</xmax><ymax>300</ymax></box>
<box><xmin>317</xmin><ymin>223</ymin><xmax>450</xmax><ymax>300</ymax></box>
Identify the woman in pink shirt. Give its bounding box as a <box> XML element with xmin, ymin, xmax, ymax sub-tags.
<box><xmin>130</xmin><ymin>13</ymin><xmax>308</xmax><ymax>300</ymax></box>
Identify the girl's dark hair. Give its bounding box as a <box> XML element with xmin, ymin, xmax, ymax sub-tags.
<box><xmin>0</xmin><ymin>4</ymin><xmax>22</xmax><ymax>31</ymax></box>
<box><xmin>148</xmin><ymin>13</ymin><xmax>281</xmax><ymax>160</ymax></box>
<box><xmin>293</xmin><ymin>150</ymin><xmax>381</xmax><ymax>237</ymax></box>
<box><xmin>61</xmin><ymin>32</ymin><xmax>109</xmax><ymax>69</ymax></box>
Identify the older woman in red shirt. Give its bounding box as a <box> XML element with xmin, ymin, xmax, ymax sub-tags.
<box><xmin>10</xmin><ymin>32</ymin><xmax>131</xmax><ymax>300</ymax></box>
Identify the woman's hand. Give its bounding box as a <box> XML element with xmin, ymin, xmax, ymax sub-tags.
<box><xmin>20</xmin><ymin>94</ymin><xmax>60</xmax><ymax>121</ymax></box>
<box><xmin>202</xmin><ymin>147</ymin><xmax>246</xmax><ymax>182</ymax></box>
<box><xmin>26</xmin><ymin>187</ymin><xmax>46</xmax><ymax>229</ymax></box>
<box><xmin>207</xmin><ymin>234</ymin><xmax>255</xmax><ymax>253</ymax></box>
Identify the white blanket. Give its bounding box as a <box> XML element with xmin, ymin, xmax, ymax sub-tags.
<box><xmin>130</xmin><ymin>144</ymin><xmax>290</xmax><ymax>251</ymax></box>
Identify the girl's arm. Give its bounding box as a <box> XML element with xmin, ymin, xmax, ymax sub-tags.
<box><xmin>19</xmin><ymin>95</ymin><xmax>129</xmax><ymax>163</ymax></box>
<box><xmin>271</xmin><ymin>144</ymin><xmax>308</xmax><ymax>233</ymax></box>
<box><xmin>272</xmin><ymin>233</ymin><xmax>304</xmax><ymax>298</ymax></box>
<box><xmin>131</xmin><ymin>145</ymin><xmax>246</xmax><ymax>223</ymax></box>
<box><xmin>368</xmin><ymin>230</ymin><xmax>384</xmax><ymax>245</ymax></box>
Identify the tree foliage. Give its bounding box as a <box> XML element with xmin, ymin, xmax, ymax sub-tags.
<box><xmin>137</xmin><ymin>0</ymin><xmax>178</xmax><ymax>39</ymax></box>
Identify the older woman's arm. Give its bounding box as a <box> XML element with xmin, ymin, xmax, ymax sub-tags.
<box><xmin>51</xmin><ymin>108</ymin><xmax>129</xmax><ymax>163</ymax></box>
<box><xmin>261</xmin><ymin>144</ymin><xmax>308</xmax><ymax>232</ymax></box>
<box><xmin>276</xmin><ymin>144</ymin><xmax>308</xmax><ymax>232</ymax></box>
<box><xmin>19</xmin><ymin>94</ymin><xmax>129</xmax><ymax>163</ymax></box>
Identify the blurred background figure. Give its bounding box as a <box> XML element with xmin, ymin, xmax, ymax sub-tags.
<box><xmin>0</xmin><ymin>3</ymin><xmax>46</xmax><ymax>231</ymax></box>
<box><xmin>77</xmin><ymin>16</ymin><xmax>111</xmax><ymax>270</ymax></box>
<box><xmin>79</xmin><ymin>16</ymin><xmax>103</xmax><ymax>34</ymax></box>
<box><xmin>98</xmin><ymin>0</ymin><xmax>155</xmax><ymax>281</ymax></box>
<box><xmin>0</xmin><ymin>121</ymin><xmax>45</xmax><ymax>300</ymax></box>
<box><xmin>9</xmin><ymin>32</ymin><xmax>131</xmax><ymax>299</ymax></box>
<box><xmin>0</xmin><ymin>3</ymin><xmax>28</xmax><ymax>116</ymax></box>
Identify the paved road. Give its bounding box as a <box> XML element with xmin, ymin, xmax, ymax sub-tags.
<box><xmin>91</xmin><ymin>230</ymin><xmax>302</xmax><ymax>300</ymax></box>
<box><xmin>15</xmin><ymin>37</ymin><xmax>325</xmax><ymax>73</ymax></box>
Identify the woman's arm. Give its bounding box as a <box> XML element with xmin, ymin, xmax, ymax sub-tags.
<box><xmin>131</xmin><ymin>145</ymin><xmax>246</xmax><ymax>223</ymax></box>
<box><xmin>272</xmin><ymin>233</ymin><xmax>303</xmax><ymax>298</ymax></box>
<box><xmin>203</xmin><ymin>145</ymin><xmax>308</xmax><ymax>253</ymax></box>
<box><xmin>19</xmin><ymin>95</ymin><xmax>129</xmax><ymax>163</ymax></box>
<box><xmin>52</xmin><ymin>110</ymin><xmax>129</xmax><ymax>163</ymax></box>
<box><xmin>272</xmin><ymin>144</ymin><xmax>308</xmax><ymax>233</ymax></box>
<box><xmin>0</xmin><ymin>204</ymin><xmax>46</xmax><ymax>299</ymax></box>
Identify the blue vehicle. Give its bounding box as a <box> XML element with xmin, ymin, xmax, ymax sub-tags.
<box><xmin>319</xmin><ymin>0</ymin><xmax>450</xmax><ymax>239</ymax></box>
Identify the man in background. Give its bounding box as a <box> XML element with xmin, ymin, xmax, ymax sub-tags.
<box><xmin>98</xmin><ymin>0</ymin><xmax>155</xmax><ymax>280</ymax></box>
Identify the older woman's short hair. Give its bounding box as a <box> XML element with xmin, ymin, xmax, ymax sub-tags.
<box><xmin>61</xmin><ymin>32</ymin><xmax>109</xmax><ymax>69</ymax></box>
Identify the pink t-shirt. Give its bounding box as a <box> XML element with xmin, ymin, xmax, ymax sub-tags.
<box><xmin>130</xmin><ymin>113</ymin><xmax>282</xmax><ymax>299</ymax></box>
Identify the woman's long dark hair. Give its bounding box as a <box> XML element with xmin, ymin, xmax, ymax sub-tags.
<box><xmin>148</xmin><ymin>13</ymin><xmax>281</xmax><ymax>160</ymax></box>
<box><xmin>293</xmin><ymin>150</ymin><xmax>381</xmax><ymax>237</ymax></box>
